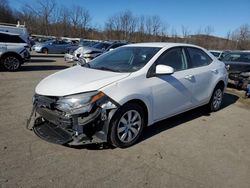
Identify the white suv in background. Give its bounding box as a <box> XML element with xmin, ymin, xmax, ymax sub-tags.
<box><xmin>0</xmin><ymin>31</ymin><xmax>29</xmax><ymax>48</ymax></box>
<box><xmin>0</xmin><ymin>44</ymin><xmax>30</xmax><ymax>71</ymax></box>
<box><xmin>0</xmin><ymin>30</ymin><xmax>30</xmax><ymax>71</ymax></box>
<box><xmin>0</xmin><ymin>22</ymin><xmax>30</xmax><ymax>47</ymax></box>
<box><xmin>31</xmin><ymin>43</ymin><xmax>228</xmax><ymax>148</ymax></box>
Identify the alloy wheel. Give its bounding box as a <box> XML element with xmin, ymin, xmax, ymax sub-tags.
<box><xmin>117</xmin><ymin>110</ymin><xmax>142</xmax><ymax>143</ymax></box>
<box><xmin>212</xmin><ymin>88</ymin><xmax>222</xmax><ymax>110</ymax></box>
<box><xmin>3</xmin><ymin>56</ymin><xmax>20</xmax><ymax>71</ymax></box>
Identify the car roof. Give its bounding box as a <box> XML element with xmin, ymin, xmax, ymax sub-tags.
<box><xmin>228</xmin><ymin>51</ymin><xmax>250</xmax><ymax>54</ymax></box>
<box><xmin>125</xmin><ymin>42</ymin><xmax>203</xmax><ymax>49</ymax></box>
<box><xmin>0</xmin><ymin>31</ymin><xmax>20</xmax><ymax>36</ymax></box>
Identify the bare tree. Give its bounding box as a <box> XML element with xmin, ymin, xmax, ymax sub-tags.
<box><xmin>58</xmin><ymin>6</ymin><xmax>70</xmax><ymax>36</ymax></box>
<box><xmin>237</xmin><ymin>24</ymin><xmax>250</xmax><ymax>49</ymax></box>
<box><xmin>181</xmin><ymin>25</ymin><xmax>190</xmax><ymax>42</ymax></box>
<box><xmin>171</xmin><ymin>27</ymin><xmax>178</xmax><ymax>42</ymax></box>
<box><xmin>145</xmin><ymin>16</ymin><xmax>152</xmax><ymax>36</ymax></box>
<box><xmin>24</xmin><ymin>0</ymin><xmax>56</xmax><ymax>35</ymax></box>
<box><xmin>136</xmin><ymin>15</ymin><xmax>145</xmax><ymax>42</ymax></box>
<box><xmin>0</xmin><ymin>0</ymin><xmax>16</xmax><ymax>23</ymax></box>
<box><xmin>204</xmin><ymin>25</ymin><xmax>214</xmax><ymax>36</ymax></box>
<box><xmin>151</xmin><ymin>15</ymin><xmax>161</xmax><ymax>40</ymax></box>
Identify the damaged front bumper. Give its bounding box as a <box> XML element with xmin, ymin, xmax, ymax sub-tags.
<box><xmin>28</xmin><ymin>94</ymin><xmax>119</xmax><ymax>146</ymax></box>
<box><xmin>64</xmin><ymin>53</ymin><xmax>75</xmax><ymax>62</ymax></box>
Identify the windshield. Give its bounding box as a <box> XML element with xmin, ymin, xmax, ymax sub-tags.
<box><xmin>221</xmin><ymin>53</ymin><xmax>250</xmax><ymax>62</ymax></box>
<box><xmin>79</xmin><ymin>40</ymin><xmax>96</xmax><ymax>47</ymax></box>
<box><xmin>92</xmin><ymin>42</ymin><xmax>110</xmax><ymax>50</ymax></box>
<box><xmin>88</xmin><ymin>46</ymin><xmax>160</xmax><ymax>72</ymax></box>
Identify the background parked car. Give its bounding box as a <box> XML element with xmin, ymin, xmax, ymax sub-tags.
<box><xmin>209</xmin><ymin>50</ymin><xmax>230</xmax><ymax>60</ymax></box>
<box><xmin>0</xmin><ymin>44</ymin><xmax>30</xmax><ymax>71</ymax></box>
<box><xmin>64</xmin><ymin>39</ymin><xmax>100</xmax><ymax>61</ymax></box>
<box><xmin>0</xmin><ymin>31</ymin><xmax>29</xmax><ymax>49</ymax></box>
<box><xmin>33</xmin><ymin>40</ymin><xmax>74</xmax><ymax>54</ymax></box>
<box><xmin>71</xmin><ymin>41</ymin><xmax>128</xmax><ymax>63</ymax></box>
<box><xmin>0</xmin><ymin>22</ymin><xmax>31</xmax><ymax>47</ymax></box>
<box><xmin>221</xmin><ymin>51</ymin><xmax>250</xmax><ymax>89</ymax></box>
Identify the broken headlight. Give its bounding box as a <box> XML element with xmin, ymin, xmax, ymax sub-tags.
<box><xmin>55</xmin><ymin>91</ymin><xmax>105</xmax><ymax>115</ymax></box>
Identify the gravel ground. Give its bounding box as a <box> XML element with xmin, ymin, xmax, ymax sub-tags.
<box><xmin>0</xmin><ymin>55</ymin><xmax>250</xmax><ymax>188</ymax></box>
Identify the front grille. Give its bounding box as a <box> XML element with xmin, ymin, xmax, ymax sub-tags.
<box><xmin>34</xmin><ymin>95</ymin><xmax>72</xmax><ymax>128</ymax></box>
<box><xmin>36</xmin><ymin>107</ymin><xmax>72</xmax><ymax>128</ymax></box>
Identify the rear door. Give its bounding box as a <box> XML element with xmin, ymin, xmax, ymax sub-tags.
<box><xmin>185</xmin><ymin>47</ymin><xmax>214</xmax><ymax>105</ymax></box>
<box><xmin>52</xmin><ymin>41</ymin><xmax>61</xmax><ymax>53</ymax></box>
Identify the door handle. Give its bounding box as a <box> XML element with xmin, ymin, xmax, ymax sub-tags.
<box><xmin>185</xmin><ymin>75</ymin><xmax>194</xmax><ymax>80</ymax></box>
<box><xmin>211</xmin><ymin>69</ymin><xmax>218</xmax><ymax>74</ymax></box>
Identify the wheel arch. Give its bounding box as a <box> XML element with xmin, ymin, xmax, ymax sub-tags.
<box><xmin>208</xmin><ymin>79</ymin><xmax>226</xmax><ymax>101</ymax></box>
<box><xmin>216</xmin><ymin>80</ymin><xmax>226</xmax><ymax>89</ymax></box>
<box><xmin>41</xmin><ymin>47</ymin><xmax>49</xmax><ymax>53</ymax></box>
<box><xmin>0</xmin><ymin>52</ymin><xmax>23</xmax><ymax>63</ymax></box>
<box><xmin>107</xmin><ymin>98</ymin><xmax>149</xmax><ymax>147</ymax></box>
<box><xmin>122</xmin><ymin>99</ymin><xmax>149</xmax><ymax>126</ymax></box>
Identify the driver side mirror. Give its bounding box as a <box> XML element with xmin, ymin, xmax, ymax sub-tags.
<box><xmin>155</xmin><ymin>64</ymin><xmax>174</xmax><ymax>75</ymax></box>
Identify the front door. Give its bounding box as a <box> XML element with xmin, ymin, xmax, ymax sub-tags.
<box><xmin>149</xmin><ymin>47</ymin><xmax>194</xmax><ymax>121</ymax></box>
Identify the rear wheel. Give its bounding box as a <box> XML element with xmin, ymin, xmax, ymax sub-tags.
<box><xmin>208</xmin><ymin>85</ymin><xmax>224</xmax><ymax>112</ymax></box>
<box><xmin>109</xmin><ymin>103</ymin><xmax>145</xmax><ymax>148</ymax></box>
<box><xmin>1</xmin><ymin>55</ymin><xmax>21</xmax><ymax>71</ymax></box>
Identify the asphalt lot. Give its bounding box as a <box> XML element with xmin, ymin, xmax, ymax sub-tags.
<box><xmin>0</xmin><ymin>55</ymin><xmax>250</xmax><ymax>188</ymax></box>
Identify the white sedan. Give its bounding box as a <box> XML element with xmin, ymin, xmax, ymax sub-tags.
<box><xmin>31</xmin><ymin>43</ymin><xmax>228</xmax><ymax>148</ymax></box>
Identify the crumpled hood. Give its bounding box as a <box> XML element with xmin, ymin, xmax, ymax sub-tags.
<box><xmin>35</xmin><ymin>66</ymin><xmax>130</xmax><ymax>96</ymax></box>
<box><xmin>74</xmin><ymin>46</ymin><xmax>102</xmax><ymax>56</ymax></box>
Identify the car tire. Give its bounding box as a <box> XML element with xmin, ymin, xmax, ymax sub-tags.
<box><xmin>208</xmin><ymin>85</ymin><xmax>224</xmax><ymax>112</ymax></box>
<box><xmin>42</xmin><ymin>48</ymin><xmax>48</xmax><ymax>54</ymax></box>
<box><xmin>1</xmin><ymin>55</ymin><xmax>21</xmax><ymax>71</ymax></box>
<box><xmin>108</xmin><ymin>103</ymin><xmax>145</xmax><ymax>148</ymax></box>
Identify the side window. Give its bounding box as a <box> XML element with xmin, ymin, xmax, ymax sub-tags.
<box><xmin>0</xmin><ymin>33</ymin><xmax>6</xmax><ymax>42</ymax></box>
<box><xmin>103</xmin><ymin>43</ymin><xmax>110</xmax><ymax>49</ymax></box>
<box><xmin>156</xmin><ymin>47</ymin><xmax>188</xmax><ymax>71</ymax></box>
<box><xmin>187</xmin><ymin>47</ymin><xmax>212</xmax><ymax>68</ymax></box>
<box><xmin>110</xmin><ymin>44</ymin><xmax>120</xmax><ymax>49</ymax></box>
<box><xmin>0</xmin><ymin>33</ymin><xmax>25</xmax><ymax>43</ymax></box>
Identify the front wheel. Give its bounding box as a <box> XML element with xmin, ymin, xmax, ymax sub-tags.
<box><xmin>109</xmin><ymin>103</ymin><xmax>145</xmax><ymax>148</ymax></box>
<box><xmin>1</xmin><ymin>55</ymin><xmax>21</xmax><ymax>71</ymax></box>
<box><xmin>209</xmin><ymin>85</ymin><xmax>224</xmax><ymax>112</ymax></box>
<box><xmin>42</xmin><ymin>48</ymin><xmax>48</xmax><ymax>54</ymax></box>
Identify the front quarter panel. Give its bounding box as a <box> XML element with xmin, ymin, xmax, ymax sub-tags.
<box><xmin>101</xmin><ymin>74</ymin><xmax>154</xmax><ymax>126</ymax></box>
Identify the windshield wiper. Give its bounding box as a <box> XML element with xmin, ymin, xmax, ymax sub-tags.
<box><xmin>96</xmin><ymin>67</ymin><xmax>120</xmax><ymax>72</ymax></box>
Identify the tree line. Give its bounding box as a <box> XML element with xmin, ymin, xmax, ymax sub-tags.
<box><xmin>1</xmin><ymin>0</ymin><xmax>250</xmax><ymax>50</ymax></box>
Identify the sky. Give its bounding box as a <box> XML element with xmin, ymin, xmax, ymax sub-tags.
<box><xmin>8</xmin><ymin>0</ymin><xmax>250</xmax><ymax>38</ymax></box>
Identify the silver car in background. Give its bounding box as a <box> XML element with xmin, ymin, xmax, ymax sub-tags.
<box><xmin>33</xmin><ymin>40</ymin><xmax>74</xmax><ymax>54</ymax></box>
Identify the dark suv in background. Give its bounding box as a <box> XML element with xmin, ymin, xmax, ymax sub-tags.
<box><xmin>221</xmin><ymin>51</ymin><xmax>250</xmax><ymax>89</ymax></box>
